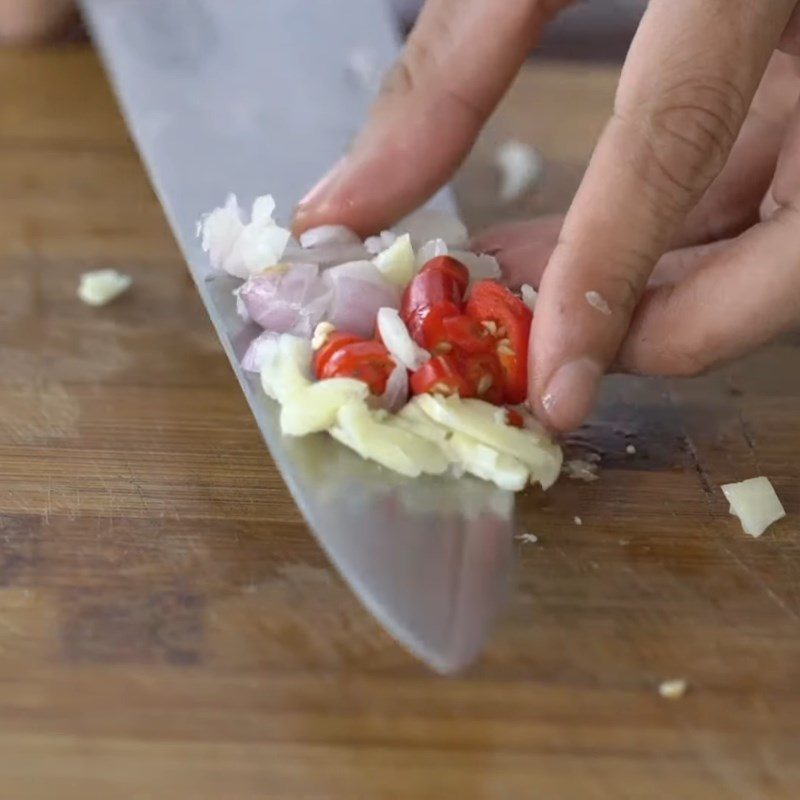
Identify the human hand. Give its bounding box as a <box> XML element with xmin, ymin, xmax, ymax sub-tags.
<box><xmin>0</xmin><ymin>0</ymin><xmax>74</xmax><ymax>44</ymax></box>
<box><xmin>295</xmin><ymin>0</ymin><xmax>800</xmax><ymax>432</ymax></box>
<box><xmin>292</xmin><ymin>0</ymin><xmax>577</xmax><ymax>236</ymax></box>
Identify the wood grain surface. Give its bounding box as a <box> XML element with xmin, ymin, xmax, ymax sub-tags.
<box><xmin>1</xmin><ymin>46</ymin><xmax>800</xmax><ymax>799</ymax></box>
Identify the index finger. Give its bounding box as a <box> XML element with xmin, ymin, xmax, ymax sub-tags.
<box><xmin>292</xmin><ymin>0</ymin><xmax>562</xmax><ymax>236</ymax></box>
<box><xmin>530</xmin><ymin>0</ymin><xmax>797</xmax><ymax>431</ymax></box>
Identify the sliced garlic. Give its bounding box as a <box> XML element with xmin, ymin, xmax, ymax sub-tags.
<box><xmin>78</xmin><ymin>269</ymin><xmax>132</xmax><ymax>306</ymax></box>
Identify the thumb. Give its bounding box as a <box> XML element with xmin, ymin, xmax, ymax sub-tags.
<box><xmin>293</xmin><ymin>0</ymin><xmax>567</xmax><ymax>236</ymax></box>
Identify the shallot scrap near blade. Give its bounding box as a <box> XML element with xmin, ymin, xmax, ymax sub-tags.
<box><xmin>79</xmin><ymin>0</ymin><xmax>517</xmax><ymax>673</ymax></box>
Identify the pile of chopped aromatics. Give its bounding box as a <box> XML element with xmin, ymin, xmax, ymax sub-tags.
<box><xmin>197</xmin><ymin>195</ymin><xmax>561</xmax><ymax>492</ymax></box>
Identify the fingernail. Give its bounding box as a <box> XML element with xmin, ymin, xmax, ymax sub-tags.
<box><xmin>540</xmin><ymin>357</ymin><xmax>603</xmax><ymax>431</ymax></box>
<box><xmin>295</xmin><ymin>156</ymin><xmax>348</xmax><ymax>216</ymax></box>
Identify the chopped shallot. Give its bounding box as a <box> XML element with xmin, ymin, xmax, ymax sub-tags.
<box><xmin>322</xmin><ymin>261</ymin><xmax>401</xmax><ymax>338</ymax></box>
<box><xmin>241</xmin><ymin>330</ymin><xmax>280</xmax><ymax>373</ymax></box>
<box><xmin>199</xmin><ymin>194</ymin><xmax>291</xmax><ymax>279</ymax></box>
<box><xmin>376</xmin><ymin>307</ymin><xmax>430</xmax><ymax>371</ymax></box>
<box><xmin>237</xmin><ymin>263</ymin><xmax>331</xmax><ymax>338</ymax></box>
<box><xmin>376</xmin><ymin>361</ymin><xmax>409</xmax><ymax>413</ymax></box>
<box><xmin>299</xmin><ymin>224</ymin><xmax>361</xmax><ymax>248</ymax></box>
<box><xmin>721</xmin><ymin>476</ymin><xmax>785</xmax><ymax>537</ymax></box>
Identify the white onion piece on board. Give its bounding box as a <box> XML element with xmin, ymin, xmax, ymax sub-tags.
<box><xmin>241</xmin><ymin>330</ymin><xmax>280</xmax><ymax>373</ymax></box>
<box><xmin>299</xmin><ymin>224</ymin><xmax>361</xmax><ymax>248</ymax></box>
<box><xmin>373</xmin><ymin>233</ymin><xmax>415</xmax><ymax>286</ymax></box>
<box><xmin>415</xmin><ymin>238</ymin><xmax>448</xmax><ymax>270</ymax></box>
<box><xmin>375</xmin><ymin>361</ymin><xmax>409</xmax><ymax>413</ymax></box>
<box><xmin>450</xmin><ymin>250</ymin><xmax>502</xmax><ymax>282</ymax></box>
<box><xmin>495</xmin><ymin>140</ymin><xmax>543</xmax><ymax>202</ymax></box>
<box><xmin>397</xmin><ymin>209</ymin><xmax>468</xmax><ymax>248</ymax></box>
<box><xmin>721</xmin><ymin>477</ymin><xmax>786</xmax><ymax>537</ymax></box>
<box><xmin>238</xmin><ymin>263</ymin><xmax>332</xmax><ymax>337</ymax></box>
<box><xmin>322</xmin><ymin>261</ymin><xmax>401</xmax><ymax>338</ymax></box>
<box><xmin>376</xmin><ymin>307</ymin><xmax>429</xmax><ymax>370</ymax></box>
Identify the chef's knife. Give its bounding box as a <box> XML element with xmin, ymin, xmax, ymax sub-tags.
<box><xmin>79</xmin><ymin>0</ymin><xmax>516</xmax><ymax>673</ymax></box>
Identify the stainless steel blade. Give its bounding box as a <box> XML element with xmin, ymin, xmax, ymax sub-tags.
<box><xmin>80</xmin><ymin>0</ymin><xmax>516</xmax><ymax>672</ymax></box>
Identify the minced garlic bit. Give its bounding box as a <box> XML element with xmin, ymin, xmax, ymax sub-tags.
<box><xmin>78</xmin><ymin>269</ymin><xmax>132</xmax><ymax>306</ymax></box>
<box><xmin>311</xmin><ymin>321</ymin><xmax>335</xmax><ymax>351</ymax></box>
<box><xmin>626</xmin><ymin>444</ymin><xmax>637</xmax><ymax>455</ymax></box>
<box><xmin>520</xmin><ymin>283</ymin><xmax>538</xmax><ymax>311</ymax></box>
<box><xmin>573</xmin><ymin>516</ymin><xmax>583</xmax><ymax>526</ymax></box>
<box><xmin>585</xmin><ymin>290</ymin><xmax>612</xmax><ymax>316</ymax></box>
<box><xmin>563</xmin><ymin>458</ymin><xmax>600</xmax><ymax>482</ymax></box>
<box><xmin>658</xmin><ymin>678</ymin><xmax>688</xmax><ymax>700</ymax></box>
<box><xmin>516</xmin><ymin>532</ymin><xmax>538</xmax><ymax>544</ymax></box>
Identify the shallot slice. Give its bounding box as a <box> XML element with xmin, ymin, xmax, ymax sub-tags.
<box><xmin>238</xmin><ymin>263</ymin><xmax>331</xmax><ymax>337</ymax></box>
<box><xmin>241</xmin><ymin>330</ymin><xmax>280</xmax><ymax>373</ymax></box>
<box><xmin>376</xmin><ymin>361</ymin><xmax>409</xmax><ymax>413</ymax></box>
<box><xmin>322</xmin><ymin>261</ymin><xmax>401</xmax><ymax>338</ymax></box>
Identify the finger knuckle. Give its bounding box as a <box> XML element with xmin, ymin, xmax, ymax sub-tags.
<box><xmin>380</xmin><ymin>57</ymin><xmax>416</xmax><ymax>99</ymax></box>
<box><xmin>604</xmin><ymin>271</ymin><xmax>644</xmax><ymax>318</ymax></box>
<box><xmin>620</xmin><ymin>76</ymin><xmax>745</xmax><ymax>209</ymax></box>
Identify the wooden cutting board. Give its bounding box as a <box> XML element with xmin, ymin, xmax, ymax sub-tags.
<box><xmin>1</xmin><ymin>46</ymin><xmax>799</xmax><ymax>799</ymax></box>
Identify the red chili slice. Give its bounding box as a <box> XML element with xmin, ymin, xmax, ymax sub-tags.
<box><xmin>439</xmin><ymin>314</ymin><xmax>495</xmax><ymax>355</ymax></box>
<box><xmin>313</xmin><ymin>331</ymin><xmax>362</xmax><ymax>377</ymax></box>
<box><xmin>401</xmin><ymin>256</ymin><xmax>470</xmax><ymax>346</ymax></box>
<box><xmin>465</xmin><ymin>281</ymin><xmax>533</xmax><ymax>404</ymax></box>
<box><xmin>410</xmin><ymin>354</ymin><xmax>475</xmax><ymax>398</ymax></box>
<box><xmin>455</xmin><ymin>351</ymin><xmax>504</xmax><ymax>405</ymax></box>
<box><xmin>506</xmin><ymin>408</ymin><xmax>525</xmax><ymax>428</ymax></box>
<box><xmin>317</xmin><ymin>340</ymin><xmax>394</xmax><ymax>395</ymax></box>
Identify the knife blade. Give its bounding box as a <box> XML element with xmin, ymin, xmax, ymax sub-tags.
<box><xmin>79</xmin><ymin>0</ymin><xmax>516</xmax><ymax>673</ymax></box>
